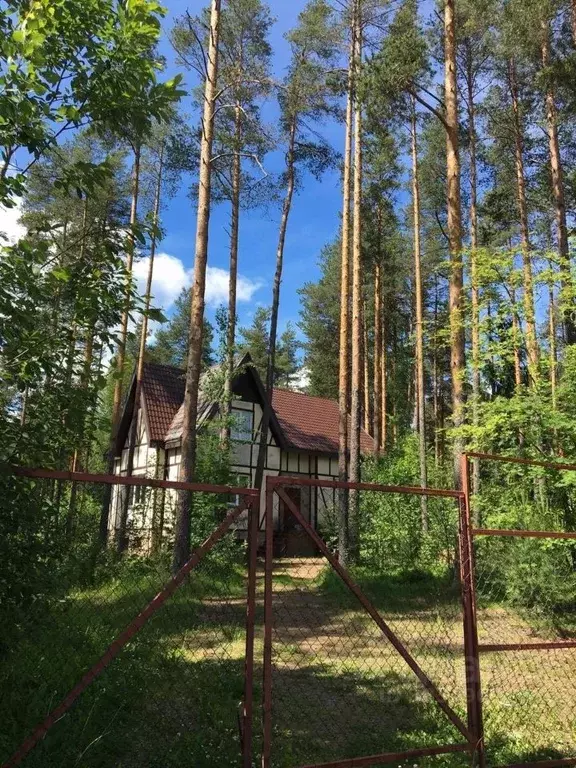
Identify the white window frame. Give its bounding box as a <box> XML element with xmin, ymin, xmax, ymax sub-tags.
<box><xmin>231</xmin><ymin>407</ymin><xmax>253</xmax><ymax>442</ymax></box>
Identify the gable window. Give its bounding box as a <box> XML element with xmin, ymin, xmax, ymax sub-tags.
<box><xmin>231</xmin><ymin>407</ymin><xmax>253</xmax><ymax>442</ymax></box>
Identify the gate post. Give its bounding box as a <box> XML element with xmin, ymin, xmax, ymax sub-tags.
<box><xmin>459</xmin><ymin>454</ymin><xmax>485</xmax><ymax>767</ymax></box>
<box><xmin>261</xmin><ymin>480</ymin><xmax>274</xmax><ymax>768</ymax></box>
<box><xmin>242</xmin><ymin>499</ymin><xmax>258</xmax><ymax>768</ymax></box>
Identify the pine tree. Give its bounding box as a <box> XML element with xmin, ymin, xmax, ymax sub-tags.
<box><xmin>239</xmin><ymin>306</ymin><xmax>271</xmax><ymax>378</ymax></box>
<box><xmin>172</xmin><ymin>0</ymin><xmax>222</xmax><ymax>572</ymax></box>
<box><xmin>239</xmin><ymin>309</ymin><xmax>300</xmax><ymax>386</ymax></box>
<box><xmin>212</xmin><ymin>0</ymin><xmax>273</xmax><ymax>442</ymax></box>
<box><xmin>299</xmin><ymin>243</ymin><xmax>341</xmax><ymax>399</ymax></box>
<box><xmin>149</xmin><ymin>288</ymin><xmax>214</xmax><ymax>369</ymax></box>
<box><xmin>253</xmin><ymin>0</ymin><xmax>340</xmax><ymax>491</ymax></box>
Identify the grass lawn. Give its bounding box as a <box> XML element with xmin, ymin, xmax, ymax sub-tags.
<box><xmin>2</xmin><ymin>551</ymin><xmax>576</xmax><ymax>767</ymax></box>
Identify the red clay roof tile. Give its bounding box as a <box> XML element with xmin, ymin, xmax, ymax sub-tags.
<box><xmin>271</xmin><ymin>388</ymin><xmax>374</xmax><ymax>455</ymax></box>
<box><xmin>140</xmin><ymin>362</ymin><xmax>374</xmax><ymax>455</ymax></box>
<box><xmin>141</xmin><ymin>363</ymin><xmax>186</xmax><ymax>442</ymax></box>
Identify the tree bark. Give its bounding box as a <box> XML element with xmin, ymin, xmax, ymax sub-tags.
<box><xmin>410</xmin><ymin>99</ymin><xmax>428</xmax><ymax>531</ymax></box>
<box><xmin>548</xmin><ymin>262</ymin><xmax>558</xmax><ymax>410</ymax></box>
<box><xmin>338</xmin><ymin>31</ymin><xmax>355</xmax><ymax>564</ymax></box>
<box><xmin>348</xmin><ymin>2</ymin><xmax>362</xmax><ymax>560</ymax></box>
<box><xmin>444</xmin><ymin>0</ymin><xmax>465</xmax><ymax>489</ymax></box>
<box><xmin>173</xmin><ymin>0</ymin><xmax>222</xmax><ymax>573</ymax></box>
<box><xmin>508</xmin><ymin>57</ymin><xmax>539</xmax><ymax>382</ymax></box>
<box><xmin>373</xmin><ymin>253</ymin><xmax>382</xmax><ymax>455</ymax></box>
<box><xmin>391</xmin><ymin>331</ymin><xmax>398</xmax><ymax>446</ymax></box>
<box><xmin>541</xmin><ymin>22</ymin><xmax>575</xmax><ymax>345</ymax></box>
<box><xmin>511</xmin><ymin>285</ymin><xmax>522</xmax><ymax>392</ymax></box>
<box><xmin>117</xmin><ymin>142</ymin><xmax>165</xmax><ymax>554</ymax></box>
<box><xmin>381</xmin><ymin>298</ymin><xmax>388</xmax><ymax>451</ymax></box>
<box><xmin>465</xmin><ymin>40</ymin><xmax>481</xmax><ymax>506</ymax></box>
<box><xmin>222</xmin><ymin>104</ymin><xmax>243</xmax><ymax>444</ymax></box>
<box><xmin>433</xmin><ymin>273</ymin><xmax>440</xmax><ymax>468</ymax></box>
<box><xmin>253</xmin><ymin>118</ymin><xmax>297</xmax><ymax>494</ymax></box>
<box><xmin>99</xmin><ymin>146</ymin><xmax>141</xmax><ymax>546</ymax></box>
<box><xmin>363</xmin><ymin>305</ymin><xmax>370</xmax><ymax>434</ymax></box>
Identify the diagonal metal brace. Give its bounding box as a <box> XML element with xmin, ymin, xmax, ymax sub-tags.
<box><xmin>275</xmin><ymin>486</ymin><xmax>474</xmax><ymax>745</ymax></box>
<box><xmin>2</xmin><ymin>500</ymin><xmax>251</xmax><ymax>768</ymax></box>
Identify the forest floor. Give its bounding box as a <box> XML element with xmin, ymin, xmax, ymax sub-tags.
<box><xmin>1</xmin><ymin>554</ymin><xmax>575</xmax><ymax>767</ymax></box>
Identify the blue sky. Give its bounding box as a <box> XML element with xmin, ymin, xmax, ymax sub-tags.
<box><xmin>149</xmin><ymin>0</ymin><xmax>345</xmax><ymax>341</ymax></box>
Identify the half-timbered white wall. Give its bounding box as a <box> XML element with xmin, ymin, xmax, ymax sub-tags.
<box><xmin>111</xmin><ymin>395</ymin><xmax>340</xmax><ymax>545</ymax></box>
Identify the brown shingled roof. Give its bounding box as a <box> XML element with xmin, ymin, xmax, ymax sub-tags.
<box><xmin>271</xmin><ymin>388</ymin><xmax>374</xmax><ymax>455</ymax></box>
<box><xmin>138</xmin><ymin>361</ymin><xmax>374</xmax><ymax>455</ymax></box>
<box><xmin>141</xmin><ymin>363</ymin><xmax>185</xmax><ymax>442</ymax></box>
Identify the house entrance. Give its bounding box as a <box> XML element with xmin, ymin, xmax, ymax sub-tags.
<box><xmin>277</xmin><ymin>484</ymin><xmax>317</xmax><ymax>557</ymax></box>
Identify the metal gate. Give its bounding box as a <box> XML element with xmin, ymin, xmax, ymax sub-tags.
<box><xmin>261</xmin><ymin>474</ymin><xmax>483</xmax><ymax>768</ymax></box>
<box><xmin>464</xmin><ymin>452</ymin><xmax>576</xmax><ymax>768</ymax></box>
<box><xmin>5</xmin><ymin>458</ymin><xmax>576</xmax><ymax>767</ymax></box>
<box><xmin>0</xmin><ymin>467</ymin><xmax>260</xmax><ymax>768</ymax></box>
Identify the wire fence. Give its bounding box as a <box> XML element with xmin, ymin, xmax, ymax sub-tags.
<box><xmin>0</xmin><ymin>470</ymin><xmax>259</xmax><ymax>768</ymax></box>
<box><xmin>262</xmin><ymin>479</ymin><xmax>473</xmax><ymax>768</ymax></box>
<box><xmin>475</xmin><ymin>535</ymin><xmax>576</xmax><ymax>764</ymax></box>
<box><xmin>5</xmin><ymin>458</ymin><xmax>576</xmax><ymax>768</ymax></box>
<box><xmin>469</xmin><ymin>452</ymin><xmax>576</xmax><ymax>767</ymax></box>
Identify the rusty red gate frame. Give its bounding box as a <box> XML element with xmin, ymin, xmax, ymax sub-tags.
<box><xmin>9</xmin><ymin>454</ymin><xmax>575</xmax><ymax>768</ymax></box>
<box><xmin>262</xmin><ymin>474</ymin><xmax>485</xmax><ymax>768</ymax></box>
<box><xmin>2</xmin><ymin>467</ymin><xmax>261</xmax><ymax>768</ymax></box>
<box><xmin>464</xmin><ymin>452</ymin><xmax>576</xmax><ymax>768</ymax></box>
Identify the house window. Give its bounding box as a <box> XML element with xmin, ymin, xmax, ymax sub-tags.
<box><xmin>130</xmin><ymin>484</ymin><xmax>148</xmax><ymax>506</ymax></box>
<box><xmin>231</xmin><ymin>408</ymin><xmax>253</xmax><ymax>442</ymax></box>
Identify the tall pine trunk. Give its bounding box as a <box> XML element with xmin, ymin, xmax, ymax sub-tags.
<box><xmin>511</xmin><ymin>285</ymin><xmax>522</xmax><ymax>392</ymax></box>
<box><xmin>223</xmin><ymin>104</ymin><xmax>242</xmax><ymax>443</ymax></box>
<box><xmin>444</xmin><ymin>0</ymin><xmax>465</xmax><ymax>488</ymax></box>
<box><xmin>173</xmin><ymin>0</ymin><xmax>222</xmax><ymax>573</ymax></box>
<box><xmin>338</xmin><ymin>31</ymin><xmax>355</xmax><ymax>564</ymax></box>
<box><xmin>541</xmin><ymin>22</ymin><xmax>575</xmax><ymax>345</ymax></box>
<box><xmin>348</xmin><ymin>2</ymin><xmax>362</xmax><ymax>560</ymax></box>
<box><xmin>381</xmin><ymin>292</ymin><xmax>388</xmax><ymax>451</ymax></box>
<box><xmin>549</xmin><ymin>271</ymin><xmax>558</xmax><ymax>410</ymax></box>
<box><xmin>118</xmin><ymin>142</ymin><xmax>165</xmax><ymax>553</ymax></box>
<box><xmin>509</xmin><ymin>58</ymin><xmax>538</xmax><ymax>381</ymax></box>
<box><xmin>373</xmin><ymin>251</ymin><xmax>382</xmax><ymax>455</ymax></box>
<box><xmin>466</xmin><ymin>41</ymin><xmax>481</xmax><ymax>505</ymax></box>
<box><xmin>363</xmin><ymin>307</ymin><xmax>370</xmax><ymax>434</ymax></box>
<box><xmin>254</xmin><ymin>118</ymin><xmax>297</xmax><ymax>492</ymax></box>
<box><xmin>410</xmin><ymin>99</ymin><xmax>428</xmax><ymax>531</ymax></box>
<box><xmin>99</xmin><ymin>146</ymin><xmax>141</xmax><ymax>545</ymax></box>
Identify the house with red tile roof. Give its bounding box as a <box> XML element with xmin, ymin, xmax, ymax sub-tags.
<box><xmin>110</xmin><ymin>354</ymin><xmax>373</xmax><ymax>553</ymax></box>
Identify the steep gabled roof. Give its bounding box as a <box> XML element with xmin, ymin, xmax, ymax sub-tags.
<box><xmin>272</xmin><ymin>388</ymin><xmax>374</xmax><ymax>455</ymax></box>
<box><xmin>117</xmin><ymin>359</ymin><xmax>374</xmax><ymax>457</ymax></box>
<box><xmin>141</xmin><ymin>363</ymin><xmax>186</xmax><ymax>442</ymax></box>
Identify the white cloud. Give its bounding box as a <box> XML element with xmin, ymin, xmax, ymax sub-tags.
<box><xmin>133</xmin><ymin>252</ymin><xmax>263</xmax><ymax>311</ymax></box>
<box><xmin>205</xmin><ymin>265</ymin><xmax>263</xmax><ymax>306</ymax></box>
<box><xmin>133</xmin><ymin>252</ymin><xmax>188</xmax><ymax>310</ymax></box>
<box><xmin>0</xmin><ymin>200</ymin><xmax>26</xmax><ymax>244</ymax></box>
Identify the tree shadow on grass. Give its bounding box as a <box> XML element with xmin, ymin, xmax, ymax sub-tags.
<box><xmin>3</xmin><ymin>597</ymin><xmax>574</xmax><ymax>767</ymax></box>
<box><xmin>3</xmin><ymin>554</ymin><xmax>575</xmax><ymax>768</ymax></box>
<box><xmin>269</xmin><ymin>664</ymin><xmax>469</xmax><ymax>768</ymax></box>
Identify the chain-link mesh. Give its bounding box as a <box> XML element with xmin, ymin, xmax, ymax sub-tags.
<box><xmin>0</xmin><ymin>474</ymin><xmax>255</xmax><ymax>768</ymax></box>
<box><xmin>474</xmin><ymin>534</ymin><xmax>576</xmax><ymax>765</ymax></box>
<box><xmin>265</xmin><ymin>485</ymin><xmax>469</xmax><ymax>767</ymax></box>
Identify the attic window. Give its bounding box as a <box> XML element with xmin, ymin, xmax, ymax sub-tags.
<box><xmin>231</xmin><ymin>407</ymin><xmax>253</xmax><ymax>442</ymax></box>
